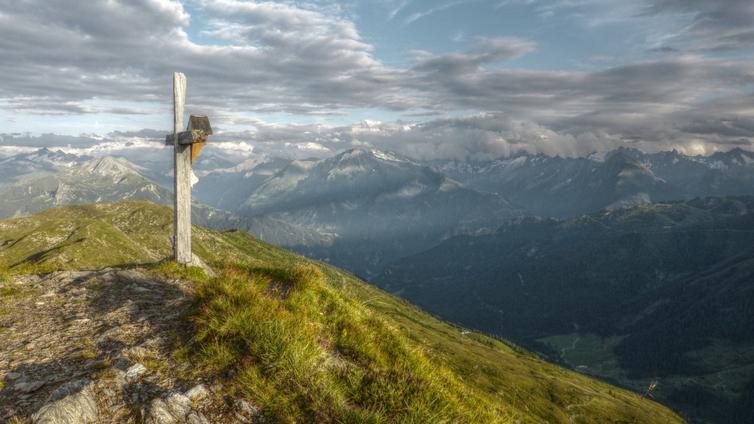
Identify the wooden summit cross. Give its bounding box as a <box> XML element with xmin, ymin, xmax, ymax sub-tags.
<box><xmin>165</xmin><ymin>72</ymin><xmax>213</xmax><ymax>264</ymax></box>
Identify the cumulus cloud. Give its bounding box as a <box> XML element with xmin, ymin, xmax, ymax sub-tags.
<box><xmin>211</xmin><ymin>107</ymin><xmax>754</xmax><ymax>159</ymax></box>
<box><xmin>173</xmin><ymin>115</ymin><xmax>630</xmax><ymax>160</ymax></box>
<box><xmin>2</xmin><ymin>108</ymin><xmax>752</xmax><ymax>162</ymax></box>
<box><xmin>0</xmin><ymin>0</ymin><xmax>405</xmax><ymax>116</ymax></box>
<box><xmin>0</xmin><ymin>145</ymin><xmax>40</xmax><ymax>157</ymax></box>
<box><xmin>211</xmin><ymin>140</ymin><xmax>255</xmax><ymax>155</ymax></box>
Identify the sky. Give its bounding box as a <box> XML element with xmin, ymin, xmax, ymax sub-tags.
<box><xmin>0</xmin><ymin>0</ymin><xmax>753</xmax><ymax>159</ymax></box>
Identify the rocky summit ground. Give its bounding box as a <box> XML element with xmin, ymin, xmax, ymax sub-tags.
<box><xmin>0</xmin><ymin>267</ymin><xmax>257</xmax><ymax>423</ymax></box>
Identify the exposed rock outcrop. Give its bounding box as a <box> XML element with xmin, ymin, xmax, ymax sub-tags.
<box><xmin>31</xmin><ymin>380</ymin><xmax>98</xmax><ymax>424</ymax></box>
<box><xmin>0</xmin><ymin>269</ymin><xmax>256</xmax><ymax>423</ymax></box>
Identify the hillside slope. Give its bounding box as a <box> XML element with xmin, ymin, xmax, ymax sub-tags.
<box><xmin>0</xmin><ymin>154</ymin><xmax>328</xmax><ymax>250</ymax></box>
<box><xmin>0</xmin><ymin>201</ymin><xmax>683</xmax><ymax>423</ymax></box>
<box><xmin>377</xmin><ymin>196</ymin><xmax>754</xmax><ymax>424</ymax></box>
<box><xmin>0</xmin><ymin>156</ymin><xmax>167</xmax><ymax>218</ymax></box>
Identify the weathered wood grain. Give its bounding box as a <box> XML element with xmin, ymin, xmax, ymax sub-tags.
<box><xmin>165</xmin><ymin>129</ymin><xmax>207</xmax><ymax>146</ymax></box>
<box><xmin>172</xmin><ymin>72</ymin><xmax>192</xmax><ymax>264</ymax></box>
<box><xmin>187</xmin><ymin>115</ymin><xmax>213</xmax><ymax>136</ymax></box>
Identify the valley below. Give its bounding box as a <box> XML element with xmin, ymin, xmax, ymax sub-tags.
<box><xmin>376</xmin><ymin>197</ymin><xmax>754</xmax><ymax>424</ymax></box>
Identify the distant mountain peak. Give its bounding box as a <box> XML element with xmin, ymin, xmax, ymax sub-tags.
<box><xmin>338</xmin><ymin>147</ymin><xmax>369</xmax><ymax>159</ymax></box>
<box><xmin>720</xmin><ymin>147</ymin><xmax>754</xmax><ymax>163</ymax></box>
<box><xmin>78</xmin><ymin>156</ymin><xmax>141</xmax><ymax>177</ymax></box>
<box><xmin>335</xmin><ymin>148</ymin><xmax>410</xmax><ymax>165</ymax></box>
<box><xmin>604</xmin><ymin>146</ymin><xmax>644</xmax><ymax>162</ymax></box>
<box><xmin>702</xmin><ymin>147</ymin><xmax>754</xmax><ymax>169</ymax></box>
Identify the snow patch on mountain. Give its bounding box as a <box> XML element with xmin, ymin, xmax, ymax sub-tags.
<box><xmin>290</xmin><ymin>159</ymin><xmax>319</xmax><ymax>171</ymax></box>
<box><xmin>379</xmin><ymin>181</ymin><xmax>426</xmax><ymax>200</ymax></box>
<box><xmin>286</xmin><ymin>142</ymin><xmax>330</xmax><ymax>152</ymax></box>
<box><xmin>0</xmin><ymin>145</ymin><xmax>42</xmax><ymax>157</ymax></box>
<box><xmin>371</xmin><ymin>150</ymin><xmax>404</xmax><ymax>162</ymax></box>
<box><xmin>439</xmin><ymin>178</ymin><xmax>462</xmax><ymax>192</ymax></box>
<box><xmin>328</xmin><ymin>165</ymin><xmax>368</xmax><ymax>179</ymax></box>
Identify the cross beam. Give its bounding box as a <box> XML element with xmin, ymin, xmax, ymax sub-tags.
<box><xmin>166</xmin><ymin>129</ymin><xmax>209</xmax><ymax>146</ymax></box>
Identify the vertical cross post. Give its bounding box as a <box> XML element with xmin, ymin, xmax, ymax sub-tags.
<box><xmin>172</xmin><ymin>72</ymin><xmax>192</xmax><ymax>264</ymax></box>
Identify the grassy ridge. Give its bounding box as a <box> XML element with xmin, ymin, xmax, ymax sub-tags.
<box><xmin>0</xmin><ymin>201</ymin><xmax>685</xmax><ymax>423</ymax></box>
<box><xmin>176</xmin><ymin>262</ymin><xmax>510</xmax><ymax>423</ymax></box>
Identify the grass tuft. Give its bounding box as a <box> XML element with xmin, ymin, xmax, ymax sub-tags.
<box><xmin>6</xmin><ymin>261</ymin><xmax>60</xmax><ymax>276</ymax></box>
<box><xmin>150</xmin><ymin>260</ymin><xmax>209</xmax><ymax>282</ymax></box>
<box><xmin>0</xmin><ymin>285</ymin><xmax>19</xmax><ymax>298</ymax></box>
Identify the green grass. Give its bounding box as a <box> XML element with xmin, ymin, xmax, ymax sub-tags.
<box><xmin>184</xmin><ymin>262</ymin><xmax>511</xmax><ymax>423</ymax></box>
<box><xmin>151</xmin><ymin>260</ymin><xmax>209</xmax><ymax>282</ymax></box>
<box><xmin>0</xmin><ymin>279</ymin><xmax>37</xmax><ymax>307</ymax></box>
<box><xmin>0</xmin><ymin>201</ymin><xmax>686</xmax><ymax>423</ymax></box>
<box><xmin>0</xmin><ymin>285</ymin><xmax>19</xmax><ymax>298</ymax></box>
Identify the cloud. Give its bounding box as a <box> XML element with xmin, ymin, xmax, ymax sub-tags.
<box><xmin>0</xmin><ymin>1</ymin><xmax>751</xmax><ymax>158</ymax></box>
<box><xmin>108</xmin><ymin>129</ymin><xmax>168</xmax><ymax>139</ymax></box>
<box><xmin>1</xmin><ymin>97</ymin><xmax>153</xmax><ymax>115</ymax></box>
<box><xmin>386</xmin><ymin>0</ymin><xmax>411</xmax><ymax>21</ymax></box>
<box><xmin>0</xmin><ymin>133</ymin><xmax>102</xmax><ymax>148</ymax></box>
<box><xmin>2</xmin><ymin>104</ymin><xmax>752</xmax><ymax>162</ymax></box>
<box><xmin>405</xmin><ymin>50</ymin><xmax>754</xmax><ymax>148</ymax></box>
<box><xmin>641</xmin><ymin>0</ymin><xmax>754</xmax><ymax>52</ymax></box>
<box><xmin>194</xmin><ymin>113</ymin><xmax>695</xmax><ymax>160</ymax></box>
<box><xmin>411</xmin><ymin>37</ymin><xmax>536</xmax><ymax>74</ymax></box>
<box><xmin>404</xmin><ymin>1</ymin><xmax>467</xmax><ymax>25</ymax></box>
<box><xmin>211</xmin><ymin>140</ymin><xmax>255</xmax><ymax>155</ymax></box>
<box><xmin>496</xmin><ymin>0</ymin><xmax>645</xmax><ymax>26</ymax></box>
<box><xmin>0</xmin><ymin>145</ymin><xmax>40</xmax><ymax>157</ymax></box>
<box><xmin>498</xmin><ymin>0</ymin><xmax>754</xmax><ymax>53</ymax></box>
<box><xmin>0</xmin><ymin>0</ymin><xmax>405</xmax><ymax>116</ymax></box>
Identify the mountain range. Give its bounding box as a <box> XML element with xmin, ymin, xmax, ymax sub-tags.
<box><xmin>6</xmin><ymin>146</ymin><xmax>754</xmax><ymax>276</ymax></box>
<box><xmin>0</xmin><ymin>155</ymin><xmax>167</xmax><ymax>218</ymax></box>
<box><xmin>232</xmin><ymin>149</ymin><xmax>514</xmax><ymax>276</ymax></box>
<box><xmin>430</xmin><ymin>147</ymin><xmax>754</xmax><ymax>217</ymax></box>
<box><xmin>0</xmin><ymin>152</ymin><xmax>324</xmax><ymax>249</ymax></box>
